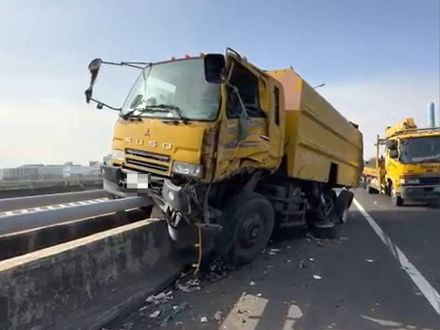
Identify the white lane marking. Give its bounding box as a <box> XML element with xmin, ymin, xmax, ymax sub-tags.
<box><xmin>353</xmin><ymin>198</ymin><xmax>440</xmax><ymax>315</ymax></box>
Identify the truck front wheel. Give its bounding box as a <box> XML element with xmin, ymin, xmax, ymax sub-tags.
<box><xmin>216</xmin><ymin>192</ymin><xmax>275</xmax><ymax>266</ymax></box>
<box><xmin>391</xmin><ymin>184</ymin><xmax>403</xmax><ymax>206</ymax></box>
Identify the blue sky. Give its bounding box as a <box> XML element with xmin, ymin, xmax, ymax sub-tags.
<box><xmin>0</xmin><ymin>0</ymin><xmax>439</xmax><ymax>167</ymax></box>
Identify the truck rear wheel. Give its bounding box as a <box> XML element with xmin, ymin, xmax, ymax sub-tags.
<box><xmin>216</xmin><ymin>192</ymin><xmax>275</xmax><ymax>266</ymax></box>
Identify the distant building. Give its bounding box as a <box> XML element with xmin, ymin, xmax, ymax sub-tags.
<box><xmin>89</xmin><ymin>161</ymin><xmax>100</xmax><ymax>167</ymax></box>
<box><xmin>62</xmin><ymin>164</ymin><xmax>100</xmax><ymax>178</ymax></box>
<box><xmin>0</xmin><ymin>162</ymin><xmax>102</xmax><ymax>181</ymax></box>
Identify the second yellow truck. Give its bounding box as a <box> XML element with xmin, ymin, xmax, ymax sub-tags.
<box><xmin>85</xmin><ymin>49</ymin><xmax>363</xmax><ymax>265</ymax></box>
<box><xmin>363</xmin><ymin>118</ymin><xmax>440</xmax><ymax>206</ymax></box>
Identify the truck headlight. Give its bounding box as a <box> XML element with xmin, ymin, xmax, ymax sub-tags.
<box><xmin>112</xmin><ymin>149</ymin><xmax>125</xmax><ymax>162</ymax></box>
<box><xmin>399</xmin><ymin>178</ymin><xmax>420</xmax><ymax>185</ymax></box>
<box><xmin>172</xmin><ymin>161</ymin><xmax>203</xmax><ymax>177</ymax></box>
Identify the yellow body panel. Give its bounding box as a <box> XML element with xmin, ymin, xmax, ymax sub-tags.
<box><xmin>112</xmin><ymin>117</ymin><xmax>216</xmax><ymax>177</ymax></box>
<box><xmin>385</xmin><ymin>117</ymin><xmax>417</xmax><ymax>138</ymax></box>
<box><xmin>213</xmin><ymin>61</ymin><xmax>284</xmax><ymax>181</ymax></box>
<box><xmin>268</xmin><ymin>69</ymin><xmax>363</xmax><ymax>187</ymax></box>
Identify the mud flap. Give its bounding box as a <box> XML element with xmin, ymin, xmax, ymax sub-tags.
<box><xmin>335</xmin><ymin>190</ymin><xmax>354</xmax><ymax>224</ymax></box>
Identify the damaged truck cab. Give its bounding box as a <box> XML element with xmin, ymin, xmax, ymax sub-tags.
<box><xmin>85</xmin><ymin>49</ymin><xmax>363</xmax><ymax>265</ymax></box>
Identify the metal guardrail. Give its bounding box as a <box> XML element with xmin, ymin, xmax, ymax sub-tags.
<box><xmin>0</xmin><ymin>195</ymin><xmax>153</xmax><ymax>236</ymax></box>
<box><xmin>0</xmin><ymin>189</ymin><xmax>107</xmax><ymax>212</ymax></box>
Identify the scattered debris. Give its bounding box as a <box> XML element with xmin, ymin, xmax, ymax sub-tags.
<box><xmin>172</xmin><ymin>302</ymin><xmax>189</xmax><ymax>314</ymax></box>
<box><xmin>308</xmin><ymin>257</ymin><xmax>314</xmax><ymax>262</ymax></box>
<box><xmin>200</xmin><ymin>316</ymin><xmax>208</xmax><ymax>323</ymax></box>
<box><xmin>313</xmin><ymin>274</ymin><xmax>322</xmax><ymax>280</ymax></box>
<box><xmin>306</xmin><ymin>232</ymin><xmax>315</xmax><ymax>240</ymax></box>
<box><xmin>149</xmin><ymin>310</ymin><xmax>161</xmax><ymax>319</ymax></box>
<box><xmin>122</xmin><ymin>322</ymin><xmax>134</xmax><ymax>330</ymax></box>
<box><xmin>286</xmin><ymin>259</ymin><xmax>292</xmax><ymax>263</ymax></box>
<box><xmin>339</xmin><ymin>236</ymin><xmax>349</xmax><ymax>241</ymax></box>
<box><xmin>176</xmin><ymin>277</ymin><xmax>201</xmax><ymax>293</ymax></box>
<box><xmin>269</xmin><ymin>248</ymin><xmax>281</xmax><ymax>255</ymax></box>
<box><xmin>249</xmin><ymin>281</ymin><xmax>256</xmax><ymax>286</ymax></box>
<box><xmin>146</xmin><ymin>291</ymin><xmax>173</xmax><ymax>305</ymax></box>
<box><xmin>214</xmin><ymin>311</ymin><xmax>223</xmax><ymax>322</ymax></box>
<box><xmin>257</xmin><ymin>293</ymin><xmax>263</xmax><ymax>297</ymax></box>
<box><xmin>139</xmin><ymin>305</ymin><xmax>148</xmax><ymax>312</ymax></box>
<box><xmin>299</xmin><ymin>259</ymin><xmax>307</xmax><ymax>268</ymax></box>
<box><xmin>159</xmin><ymin>302</ymin><xmax>189</xmax><ymax>327</ymax></box>
<box><xmin>365</xmin><ymin>258</ymin><xmax>375</xmax><ymax>263</ymax></box>
<box><xmin>206</xmin><ymin>258</ymin><xmax>230</xmax><ymax>282</ymax></box>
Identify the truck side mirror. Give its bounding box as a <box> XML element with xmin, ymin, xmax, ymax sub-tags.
<box><xmin>386</xmin><ymin>139</ymin><xmax>397</xmax><ymax>149</ymax></box>
<box><xmin>389</xmin><ymin>149</ymin><xmax>398</xmax><ymax>159</ymax></box>
<box><xmin>204</xmin><ymin>54</ymin><xmax>225</xmax><ymax>84</ymax></box>
<box><xmin>85</xmin><ymin>58</ymin><xmax>103</xmax><ymax>103</ymax></box>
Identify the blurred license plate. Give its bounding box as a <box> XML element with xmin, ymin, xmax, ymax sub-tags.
<box><xmin>126</xmin><ymin>173</ymin><xmax>150</xmax><ymax>189</ymax></box>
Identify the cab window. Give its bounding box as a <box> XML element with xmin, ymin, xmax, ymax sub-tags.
<box><xmin>227</xmin><ymin>62</ymin><xmax>265</xmax><ymax>118</ymax></box>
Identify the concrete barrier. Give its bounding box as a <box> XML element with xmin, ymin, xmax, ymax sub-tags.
<box><xmin>0</xmin><ymin>209</ymin><xmax>147</xmax><ymax>261</ymax></box>
<box><xmin>0</xmin><ymin>219</ymin><xmax>192</xmax><ymax>330</ymax></box>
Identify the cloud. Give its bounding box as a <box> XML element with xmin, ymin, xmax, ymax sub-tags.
<box><xmin>319</xmin><ymin>75</ymin><xmax>439</xmax><ymax>159</ymax></box>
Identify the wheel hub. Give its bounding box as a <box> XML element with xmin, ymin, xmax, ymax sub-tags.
<box><xmin>239</xmin><ymin>215</ymin><xmax>263</xmax><ymax>248</ymax></box>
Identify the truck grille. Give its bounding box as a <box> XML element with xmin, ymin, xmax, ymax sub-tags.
<box><xmin>125</xmin><ymin>149</ymin><xmax>170</xmax><ymax>174</ymax></box>
<box><xmin>126</xmin><ymin>149</ymin><xmax>170</xmax><ymax>162</ymax></box>
<box><xmin>402</xmin><ymin>175</ymin><xmax>440</xmax><ymax>186</ymax></box>
<box><xmin>418</xmin><ymin>176</ymin><xmax>440</xmax><ymax>185</ymax></box>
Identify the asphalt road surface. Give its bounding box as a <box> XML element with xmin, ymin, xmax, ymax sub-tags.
<box><xmin>109</xmin><ymin>189</ymin><xmax>440</xmax><ymax>330</ymax></box>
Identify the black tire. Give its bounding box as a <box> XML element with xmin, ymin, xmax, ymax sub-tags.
<box><xmin>367</xmin><ymin>184</ymin><xmax>377</xmax><ymax>194</ymax></box>
<box><xmin>216</xmin><ymin>192</ymin><xmax>275</xmax><ymax>266</ymax></box>
<box><xmin>335</xmin><ymin>189</ymin><xmax>354</xmax><ymax>224</ymax></box>
<box><xmin>391</xmin><ymin>185</ymin><xmax>403</xmax><ymax>206</ymax></box>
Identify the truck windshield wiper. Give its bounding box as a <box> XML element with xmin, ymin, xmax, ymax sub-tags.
<box><xmin>122</xmin><ymin>106</ymin><xmax>166</xmax><ymax>120</ymax></box>
<box><xmin>123</xmin><ymin>104</ymin><xmax>188</xmax><ymax>124</ymax></box>
<box><xmin>153</xmin><ymin>104</ymin><xmax>188</xmax><ymax>124</ymax></box>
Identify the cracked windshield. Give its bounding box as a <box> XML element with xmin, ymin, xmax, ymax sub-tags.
<box><xmin>122</xmin><ymin>59</ymin><xmax>220</xmax><ymax>120</ymax></box>
<box><xmin>0</xmin><ymin>1</ymin><xmax>439</xmax><ymax>330</ymax></box>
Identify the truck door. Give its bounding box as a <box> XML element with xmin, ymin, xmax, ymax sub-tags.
<box><xmin>215</xmin><ymin>59</ymin><xmax>276</xmax><ymax>178</ymax></box>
